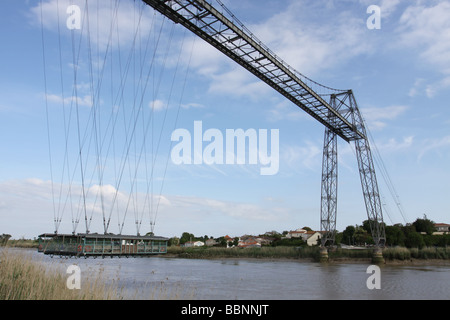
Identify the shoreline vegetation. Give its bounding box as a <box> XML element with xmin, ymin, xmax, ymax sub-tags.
<box><xmin>165</xmin><ymin>245</ymin><xmax>450</xmax><ymax>264</ymax></box>
<box><xmin>3</xmin><ymin>239</ymin><xmax>450</xmax><ymax>263</ymax></box>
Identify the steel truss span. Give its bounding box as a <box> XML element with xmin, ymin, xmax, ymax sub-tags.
<box><xmin>141</xmin><ymin>0</ymin><xmax>386</xmax><ymax>247</ymax></box>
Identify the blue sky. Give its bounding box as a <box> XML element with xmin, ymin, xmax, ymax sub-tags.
<box><xmin>1</xmin><ymin>0</ymin><xmax>449</xmax><ymax>239</ymax></box>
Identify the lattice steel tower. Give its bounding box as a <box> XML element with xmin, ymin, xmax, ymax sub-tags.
<box><xmin>141</xmin><ymin>0</ymin><xmax>386</xmax><ymax>247</ymax></box>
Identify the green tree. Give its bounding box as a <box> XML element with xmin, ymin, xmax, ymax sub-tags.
<box><xmin>412</xmin><ymin>217</ymin><xmax>435</xmax><ymax>235</ymax></box>
<box><xmin>180</xmin><ymin>232</ymin><xmax>195</xmax><ymax>245</ymax></box>
<box><xmin>385</xmin><ymin>224</ymin><xmax>405</xmax><ymax>246</ymax></box>
<box><xmin>168</xmin><ymin>237</ymin><xmax>180</xmax><ymax>246</ymax></box>
<box><xmin>342</xmin><ymin>225</ymin><xmax>356</xmax><ymax>245</ymax></box>
<box><xmin>335</xmin><ymin>231</ymin><xmax>343</xmax><ymax>245</ymax></box>
<box><xmin>362</xmin><ymin>219</ymin><xmax>386</xmax><ymax>236</ymax></box>
<box><xmin>354</xmin><ymin>225</ymin><xmax>373</xmax><ymax>245</ymax></box>
<box><xmin>216</xmin><ymin>236</ymin><xmax>227</xmax><ymax>247</ymax></box>
<box><xmin>405</xmin><ymin>232</ymin><xmax>425</xmax><ymax>248</ymax></box>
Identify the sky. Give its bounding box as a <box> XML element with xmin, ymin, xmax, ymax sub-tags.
<box><xmin>0</xmin><ymin>0</ymin><xmax>449</xmax><ymax>240</ymax></box>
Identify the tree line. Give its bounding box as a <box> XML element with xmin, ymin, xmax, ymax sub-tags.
<box><xmin>339</xmin><ymin>217</ymin><xmax>450</xmax><ymax>248</ymax></box>
<box><xmin>167</xmin><ymin>218</ymin><xmax>449</xmax><ymax>249</ymax></box>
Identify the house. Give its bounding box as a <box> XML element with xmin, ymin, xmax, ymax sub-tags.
<box><xmin>224</xmin><ymin>235</ymin><xmax>234</xmax><ymax>247</ymax></box>
<box><xmin>182</xmin><ymin>241</ymin><xmax>204</xmax><ymax>247</ymax></box>
<box><xmin>205</xmin><ymin>238</ymin><xmax>218</xmax><ymax>246</ymax></box>
<box><xmin>305</xmin><ymin>231</ymin><xmax>322</xmax><ymax>246</ymax></box>
<box><xmin>284</xmin><ymin>228</ymin><xmax>322</xmax><ymax>246</ymax></box>
<box><xmin>434</xmin><ymin>223</ymin><xmax>450</xmax><ymax>235</ymax></box>
<box><xmin>257</xmin><ymin>236</ymin><xmax>274</xmax><ymax>246</ymax></box>
<box><xmin>238</xmin><ymin>237</ymin><xmax>261</xmax><ymax>248</ymax></box>
<box><xmin>285</xmin><ymin>228</ymin><xmax>307</xmax><ymax>239</ymax></box>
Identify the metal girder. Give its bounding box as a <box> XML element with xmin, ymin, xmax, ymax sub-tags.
<box><xmin>141</xmin><ymin>0</ymin><xmax>365</xmax><ymax>142</ymax></box>
<box><xmin>346</xmin><ymin>93</ymin><xmax>386</xmax><ymax>247</ymax></box>
<box><xmin>320</xmin><ymin>106</ymin><xmax>338</xmax><ymax>247</ymax></box>
<box><xmin>320</xmin><ymin>92</ymin><xmax>386</xmax><ymax>247</ymax></box>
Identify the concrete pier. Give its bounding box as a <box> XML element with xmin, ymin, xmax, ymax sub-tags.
<box><xmin>319</xmin><ymin>247</ymin><xmax>329</xmax><ymax>263</ymax></box>
<box><xmin>371</xmin><ymin>247</ymin><xmax>385</xmax><ymax>264</ymax></box>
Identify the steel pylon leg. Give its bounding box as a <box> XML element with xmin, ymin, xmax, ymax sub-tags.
<box><xmin>320</xmin><ymin>94</ymin><xmax>339</xmax><ymax>247</ymax></box>
<box><xmin>320</xmin><ymin>126</ymin><xmax>338</xmax><ymax>247</ymax></box>
<box><xmin>348</xmin><ymin>94</ymin><xmax>386</xmax><ymax>247</ymax></box>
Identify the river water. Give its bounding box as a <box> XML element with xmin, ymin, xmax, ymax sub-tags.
<box><xmin>13</xmin><ymin>249</ymin><xmax>450</xmax><ymax>300</ymax></box>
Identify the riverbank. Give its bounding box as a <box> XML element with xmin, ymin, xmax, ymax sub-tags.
<box><xmin>4</xmin><ymin>242</ymin><xmax>450</xmax><ymax>264</ymax></box>
<box><xmin>166</xmin><ymin>245</ymin><xmax>450</xmax><ymax>264</ymax></box>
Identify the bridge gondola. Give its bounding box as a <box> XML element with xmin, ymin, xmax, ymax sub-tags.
<box><xmin>38</xmin><ymin>233</ymin><xmax>168</xmax><ymax>258</ymax></box>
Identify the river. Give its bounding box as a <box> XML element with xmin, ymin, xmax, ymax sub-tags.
<box><xmin>11</xmin><ymin>249</ymin><xmax>450</xmax><ymax>300</ymax></box>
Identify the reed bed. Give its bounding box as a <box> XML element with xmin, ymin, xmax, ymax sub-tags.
<box><xmin>383</xmin><ymin>246</ymin><xmax>450</xmax><ymax>261</ymax></box>
<box><xmin>168</xmin><ymin>246</ymin><xmax>305</xmax><ymax>260</ymax></box>
<box><xmin>168</xmin><ymin>245</ymin><xmax>374</xmax><ymax>261</ymax></box>
<box><xmin>168</xmin><ymin>245</ymin><xmax>450</xmax><ymax>262</ymax></box>
<box><xmin>4</xmin><ymin>239</ymin><xmax>38</xmax><ymax>249</ymax></box>
<box><xmin>0</xmin><ymin>249</ymin><xmax>126</xmax><ymax>300</ymax></box>
<box><xmin>0</xmin><ymin>249</ymin><xmax>194</xmax><ymax>300</ymax></box>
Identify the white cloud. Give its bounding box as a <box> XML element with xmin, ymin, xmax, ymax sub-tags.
<box><xmin>30</xmin><ymin>0</ymin><xmax>156</xmax><ymax>52</ymax></box>
<box><xmin>376</xmin><ymin>136</ymin><xmax>414</xmax><ymax>152</ymax></box>
<box><xmin>208</xmin><ymin>66</ymin><xmax>270</xmax><ymax>100</ymax></box>
<box><xmin>266</xmin><ymin>100</ymin><xmax>310</xmax><ymax>122</ymax></box>
<box><xmin>424</xmin><ymin>76</ymin><xmax>450</xmax><ymax>98</ymax></box>
<box><xmin>149</xmin><ymin>99</ymin><xmax>166</xmax><ymax>111</ymax></box>
<box><xmin>182</xmin><ymin>0</ymin><xmax>375</xmax><ymax>100</ymax></box>
<box><xmin>180</xmin><ymin>102</ymin><xmax>205</xmax><ymax>110</ymax></box>
<box><xmin>418</xmin><ymin>136</ymin><xmax>450</xmax><ymax>161</ymax></box>
<box><xmin>280</xmin><ymin>142</ymin><xmax>322</xmax><ymax>174</ymax></box>
<box><xmin>46</xmin><ymin>93</ymin><xmax>93</xmax><ymax>107</ymax></box>
<box><xmin>398</xmin><ymin>2</ymin><xmax>450</xmax><ymax>69</ymax></box>
<box><xmin>362</xmin><ymin>105</ymin><xmax>409</xmax><ymax>130</ymax></box>
<box><xmin>251</xmin><ymin>1</ymin><xmax>373</xmax><ymax>77</ymax></box>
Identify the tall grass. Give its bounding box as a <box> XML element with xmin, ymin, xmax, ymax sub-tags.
<box><xmin>168</xmin><ymin>245</ymin><xmax>357</xmax><ymax>261</ymax></box>
<box><xmin>0</xmin><ymin>249</ymin><xmax>125</xmax><ymax>300</ymax></box>
<box><xmin>5</xmin><ymin>239</ymin><xmax>38</xmax><ymax>249</ymax></box>
<box><xmin>168</xmin><ymin>246</ymin><xmax>305</xmax><ymax>259</ymax></box>
<box><xmin>168</xmin><ymin>246</ymin><xmax>376</xmax><ymax>261</ymax></box>
<box><xmin>168</xmin><ymin>245</ymin><xmax>450</xmax><ymax>262</ymax></box>
<box><xmin>382</xmin><ymin>247</ymin><xmax>450</xmax><ymax>261</ymax></box>
<box><xmin>0</xmin><ymin>249</ymin><xmax>194</xmax><ymax>300</ymax></box>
